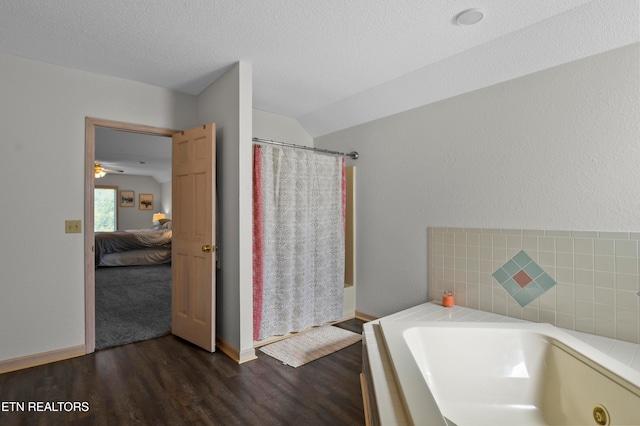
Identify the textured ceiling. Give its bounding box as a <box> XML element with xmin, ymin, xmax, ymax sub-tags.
<box><xmin>1</xmin><ymin>0</ymin><xmax>637</xmax><ymax>139</ymax></box>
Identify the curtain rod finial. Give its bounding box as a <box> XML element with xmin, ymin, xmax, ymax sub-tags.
<box><xmin>348</xmin><ymin>152</ymin><xmax>359</xmax><ymax>160</ymax></box>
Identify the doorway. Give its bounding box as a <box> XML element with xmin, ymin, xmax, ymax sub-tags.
<box><xmin>85</xmin><ymin>118</ymin><xmax>179</xmax><ymax>353</ymax></box>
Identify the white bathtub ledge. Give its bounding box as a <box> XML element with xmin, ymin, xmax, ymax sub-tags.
<box><xmin>363</xmin><ymin>302</ymin><xmax>640</xmax><ymax>425</ymax></box>
<box><xmin>378</xmin><ymin>320</ymin><xmax>448</xmax><ymax>426</ymax></box>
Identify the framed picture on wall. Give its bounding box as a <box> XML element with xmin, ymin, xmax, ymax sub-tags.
<box><xmin>139</xmin><ymin>193</ymin><xmax>153</xmax><ymax>210</ymax></box>
<box><xmin>120</xmin><ymin>190</ymin><xmax>135</xmax><ymax>207</ymax></box>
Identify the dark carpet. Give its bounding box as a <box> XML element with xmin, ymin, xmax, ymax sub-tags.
<box><xmin>95</xmin><ymin>264</ymin><xmax>172</xmax><ymax>350</ymax></box>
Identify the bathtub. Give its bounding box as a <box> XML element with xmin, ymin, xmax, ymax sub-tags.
<box><xmin>379</xmin><ymin>320</ymin><xmax>640</xmax><ymax>426</ymax></box>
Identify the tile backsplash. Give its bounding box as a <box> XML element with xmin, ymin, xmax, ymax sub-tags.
<box><xmin>428</xmin><ymin>227</ymin><xmax>640</xmax><ymax>344</ymax></box>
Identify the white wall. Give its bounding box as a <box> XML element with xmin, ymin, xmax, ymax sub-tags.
<box><xmin>96</xmin><ymin>174</ymin><xmax>164</xmax><ymax>230</ymax></box>
<box><xmin>315</xmin><ymin>43</ymin><xmax>640</xmax><ymax>318</ymax></box>
<box><xmin>0</xmin><ymin>53</ymin><xmax>257</xmax><ymax>365</ymax></box>
<box><xmin>197</xmin><ymin>62</ymin><xmax>255</xmax><ymax>360</ymax></box>
<box><xmin>253</xmin><ymin>109</ymin><xmax>312</xmax><ymax>146</ymax></box>
<box><xmin>0</xmin><ymin>53</ymin><xmax>196</xmax><ymax>362</ymax></box>
<box><xmin>160</xmin><ymin>181</ymin><xmax>172</xmax><ymax>218</ymax></box>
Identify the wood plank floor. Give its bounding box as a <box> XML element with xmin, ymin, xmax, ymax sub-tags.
<box><xmin>0</xmin><ymin>320</ymin><xmax>365</xmax><ymax>425</ymax></box>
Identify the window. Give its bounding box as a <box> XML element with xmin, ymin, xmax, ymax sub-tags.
<box><xmin>95</xmin><ymin>185</ymin><xmax>118</xmax><ymax>232</ymax></box>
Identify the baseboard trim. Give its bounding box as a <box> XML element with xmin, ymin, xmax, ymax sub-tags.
<box><xmin>0</xmin><ymin>345</ymin><xmax>86</xmax><ymax>374</ymax></box>
<box><xmin>215</xmin><ymin>336</ymin><xmax>257</xmax><ymax>364</ymax></box>
<box><xmin>355</xmin><ymin>310</ymin><xmax>378</xmax><ymax>322</ymax></box>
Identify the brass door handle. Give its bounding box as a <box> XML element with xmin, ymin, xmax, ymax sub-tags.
<box><xmin>202</xmin><ymin>244</ymin><xmax>214</xmax><ymax>253</ymax></box>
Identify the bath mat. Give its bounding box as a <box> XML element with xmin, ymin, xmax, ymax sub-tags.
<box><xmin>259</xmin><ymin>325</ymin><xmax>362</xmax><ymax>367</ymax></box>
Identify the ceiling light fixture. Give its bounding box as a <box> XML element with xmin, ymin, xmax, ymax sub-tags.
<box><xmin>455</xmin><ymin>8</ymin><xmax>484</xmax><ymax>26</ymax></box>
<box><xmin>94</xmin><ymin>162</ymin><xmax>123</xmax><ymax>178</ymax></box>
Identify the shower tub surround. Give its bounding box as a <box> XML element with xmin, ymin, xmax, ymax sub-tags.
<box><xmin>361</xmin><ymin>302</ymin><xmax>640</xmax><ymax>425</ymax></box>
<box><xmin>428</xmin><ymin>227</ymin><xmax>640</xmax><ymax>344</ymax></box>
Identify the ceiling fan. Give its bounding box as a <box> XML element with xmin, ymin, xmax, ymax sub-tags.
<box><xmin>94</xmin><ymin>162</ymin><xmax>124</xmax><ymax>178</ymax></box>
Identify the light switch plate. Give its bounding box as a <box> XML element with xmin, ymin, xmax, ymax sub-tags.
<box><xmin>65</xmin><ymin>220</ymin><xmax>82</xmax><ymax>233</ymax></box>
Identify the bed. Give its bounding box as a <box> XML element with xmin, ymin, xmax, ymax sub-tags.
<box><xmin>95</xmin><ymin>221</ymin><xmax>172</xmax><ymax>267</ymax></box>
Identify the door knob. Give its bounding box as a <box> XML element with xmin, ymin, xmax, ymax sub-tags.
<box><xmin>202</xmin><ymin>244</ymin><xmax>214</xmax><ymax>253</ymax></box>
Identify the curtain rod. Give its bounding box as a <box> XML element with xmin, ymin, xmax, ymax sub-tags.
<box><xmin>252</xmin><ymin>137</ymin><xmax>359</xmax><ymax>160</ymax></box>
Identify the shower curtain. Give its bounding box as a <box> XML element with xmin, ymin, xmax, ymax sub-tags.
<box><xmin>253</xmin><ymin>144</ymin><xmax>345</xmax><ymax>340</ymax></box>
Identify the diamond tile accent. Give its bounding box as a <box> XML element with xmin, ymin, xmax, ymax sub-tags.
<box><xmin>492</xmin><ymin>250</ymin><xmax>557</xmax><ymax>307</ymax></box>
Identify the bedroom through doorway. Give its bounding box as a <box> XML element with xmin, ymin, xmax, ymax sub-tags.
<box><xmin>94</xmin><ymin>128</ymin><xmax>173</xmax><ymax>350</ymax></box>
<box><xmin>85</xmin><ymin>119</ymin><xmax>179</xmax><ymax>353</ymax></box>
